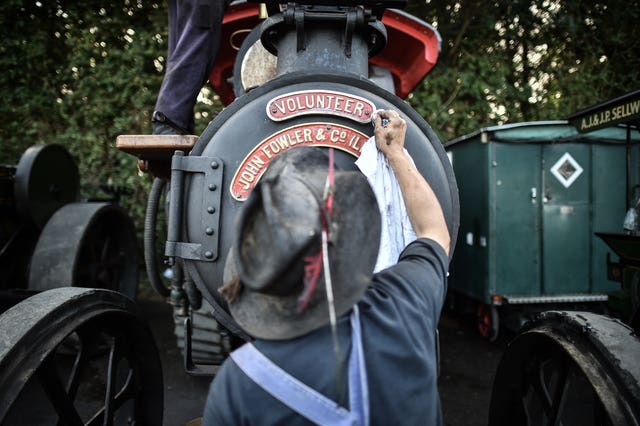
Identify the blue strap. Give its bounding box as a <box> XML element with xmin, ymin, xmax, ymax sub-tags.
<box><xmin>348</xmin><ymin>305</ymin><xmax>369</xmax><ymax>425</ymax></box>
<box><xmin>230</xmin><ymin>305</ymin><xmax>368</xmax><ymax>426</ymax></box>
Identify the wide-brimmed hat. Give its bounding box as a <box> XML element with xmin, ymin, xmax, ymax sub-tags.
<box><xmin>224</xmin><ymin>147</ymin><xmax>381</xmax><ymax>340</ymax></box>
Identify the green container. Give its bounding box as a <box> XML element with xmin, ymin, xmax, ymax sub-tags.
<box><xmin>445</xmin><ymin>121</ymin><xmax>640</xmax><ymax>307</ymax></box>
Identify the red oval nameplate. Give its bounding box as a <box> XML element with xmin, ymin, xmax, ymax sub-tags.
<box><xmin>230</xmin><ymin>123</ymin><xmax>368</xmax><ymax>201</ymax></box>
<box><xmin>266</xmin><ymin>90</ymin><xmax>375</xmax><ymax>123</ymax></box>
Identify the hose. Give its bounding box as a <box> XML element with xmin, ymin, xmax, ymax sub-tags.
<box><xmin>144</xmin><ymin>178</ymin><xmax>170</xmax><ymax>297</ymax></box>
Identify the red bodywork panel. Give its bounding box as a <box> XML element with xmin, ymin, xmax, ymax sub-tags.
<box><xmin>208</xmin><ymin>3</ymin><xmax>440</xmax><ymax>105</ymax></box>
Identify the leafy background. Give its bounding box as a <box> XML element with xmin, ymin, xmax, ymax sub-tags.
<box><xmin>1</xmin><ymin>0</ymin><xmax>638</xmax><ymax>258</ymax></box>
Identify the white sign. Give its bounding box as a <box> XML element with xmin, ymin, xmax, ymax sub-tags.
<box><xmin>550</xmin><ymin>152</ymin><xmax>583</xmax><ymax>188</ymax></box>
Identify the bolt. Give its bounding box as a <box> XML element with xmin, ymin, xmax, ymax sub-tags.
<box><xmin>204</xmin><ymin>251</ymin><xmax>213</xmax><ymax>259</ymax></box>
<box><xmin>205</xmin><ymin>227</ymin><xmax>214</xmax><ymax>235</ymax></box>
<box><xmin>208</xmin><ymin>183</ymin><xmax>217</xmax><ymax>191</ymax></box>
<box><xmin>211</xmin><ymin>161</ymin><xmax>219</xmax><ymax>169</ymax></box>
<box><xmin>207</xmin><ymin>206</ymin><xmax>216</xmax><ymax>214</ymax></box>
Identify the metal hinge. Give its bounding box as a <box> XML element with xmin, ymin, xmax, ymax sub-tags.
<box><xmin>165</xmin><ymin>151</ymin><xmax>224</xmax><ymax>263</ymax></box>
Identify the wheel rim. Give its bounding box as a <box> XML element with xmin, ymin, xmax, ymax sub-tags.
<box><xmin>0</xmin><ymin>288</ymin><xmax>163</xmax><ymax>425</ymax></box>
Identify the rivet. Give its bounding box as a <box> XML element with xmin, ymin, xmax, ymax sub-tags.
<box><xmin>204</xmin><ymin>251</ymin><xmax>214</xmax><ymax>259</ymax></box>
<box><xmin>365</xmin><ymin>110</ymin><xmax>371</xmax><ymax>116</ymax></box>
<box><xmin>208</xmin><ymin>183</ymin><xmax>217</xmax><ymax>191</ymax></box>
<box><xmin>207</xmin><ymin>206</ymin><xmax>216</xmax><ymax>214</ymax></box>
<box><xmin>210</xmin><ymin>161</ymin><xmax>219</xmax><ymax>169</ymax></box>
<box><xmin>271</xmin><ymin>108</ymin><xmax>277</xmax><ymax>113</ymax></box>
<box><xmin>205</xmin><ymin>227</ymin><xmax>214</xmax><ymax>235</ymax></box>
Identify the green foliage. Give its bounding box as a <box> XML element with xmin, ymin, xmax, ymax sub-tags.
<box><xmin>406</xmin><ymin>0</ymin><xmax>640</xmax><ymax>141</ymax></box>
<box><xmin>0</xmin><ymin>1</ymin><xmax>170</xmax><ymax>234</ymax></box>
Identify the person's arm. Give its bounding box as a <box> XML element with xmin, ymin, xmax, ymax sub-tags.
<box><xmin>373</xmin><ymin>109</ymin><xmax>450</xmax><ymax>255</ymax></box>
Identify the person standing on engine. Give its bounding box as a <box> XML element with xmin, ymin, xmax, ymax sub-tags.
<box><xmin>152</xmin><ymin>0</ymin><xmax>229</xmax><ymax>135</ymax></box>
<box><xmin>203</xmin><ymin>109</ymin><xmax>450</xmax><ymax>425</ymax></box>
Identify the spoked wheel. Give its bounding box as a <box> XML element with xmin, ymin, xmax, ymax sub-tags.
<box><xmin>477</xmin><ymin>303</ymin><xmax>499</xmax><ymax>342</ymax></box>
<box><xmin>0</xmin><ymin>287</ymin><xmax>163</xmax><ymax>425</ymax></box>
<box><xmin>28</xmin><ymin>203</ymin><xmax>139</xmax><ymax>299</ymax></box>
<box><xmin>489</xmin><ymin>311</ymin><xmax>640</xmax><ymax>426</ymax></box>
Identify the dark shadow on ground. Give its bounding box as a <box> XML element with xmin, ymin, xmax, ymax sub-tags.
<box><xmin>438</xmin><ymin>308</ymin><xmax>507</xmax><ymax>426</ymax></box>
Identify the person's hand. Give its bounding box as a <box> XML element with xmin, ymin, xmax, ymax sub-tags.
<box><xmin>373</xmin><ymin>109</ymin><xmax>407</xmax><ymax>159</ymax></box>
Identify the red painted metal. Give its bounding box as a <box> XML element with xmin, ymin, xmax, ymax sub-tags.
<box><xmin>208</xmin><ymin>2</ymin><xmax>262</xmax><ymax>105</ymax></box>
<box><xmin>374</xmin><ymin>9</ymin><xmax>440</xmax><ymax>99</ymax></box>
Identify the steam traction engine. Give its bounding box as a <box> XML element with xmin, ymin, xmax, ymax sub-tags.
<box><xmin>121</xmin><ymin>0</ymin><xmax>459</xmax><ymax>369</ymax></box>
<box><xmin>0</xmin><ymin>1</ymin><xmax>638</xmax><ymax>425</ymax></box>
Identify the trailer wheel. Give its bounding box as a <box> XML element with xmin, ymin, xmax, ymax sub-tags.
<box><xmin>477</xmin><ymin>303</ymin><xmax>499</xmax><ymax>342</ymax></box>
<box><xmin>0</xmin><ymin>287</ymin><xmax>163</xmax><ymax>425</ymax></box>
<box><xmin>489</xmin><ymin>311</ymin><xmax>640</xmax><ymax>426</ymax></box>
<box><xmin>28</xmin><ymin>202</ymin><xmax>139</xmax><ymax>299</ymax></box>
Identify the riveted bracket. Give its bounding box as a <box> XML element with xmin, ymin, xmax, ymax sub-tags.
<box><xmin>165</xmin><ymin>151</ymin><xmax>224</xmax><ymax>263</ymax></box>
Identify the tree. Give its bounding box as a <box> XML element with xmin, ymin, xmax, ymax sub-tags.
<box><xmin>406</xmin><ymin>0</ymin><xmax>640</xmax><ymax>141</ymax></box>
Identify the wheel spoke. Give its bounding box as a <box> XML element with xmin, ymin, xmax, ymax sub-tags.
<box><xmin>103</xmin><ymin>335</ymin><xmax>124</xmax><ymax>426</ymax></box>
<box><xmin>63</xmin><ymin>328</ymin><xmax>94</xmax><ymax>401</ymax></box>
<box><xmin>36</xmin><ymin>355</ymin><xmax>84</xmax><ymax>426</ymax></box>
<box><xmin>86</xmin><ymin>343</ymin><xmax>137</xmax><ymax>426</ymax></box>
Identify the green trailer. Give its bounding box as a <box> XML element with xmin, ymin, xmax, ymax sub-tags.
<box><xmin>444</xmin><ymin>121</ymin><xmax>640</xmax><ymax>339</ymax></box>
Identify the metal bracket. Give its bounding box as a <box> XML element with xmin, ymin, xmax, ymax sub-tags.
<box><xmin>165</xmin><ymin>152</ymin><xmax>224</xmax><ymax>263</ymax></box>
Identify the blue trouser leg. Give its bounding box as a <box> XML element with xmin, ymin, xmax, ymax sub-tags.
<box><xmin>155</xmin><ymin>0</ymin><xmax>226</xmax><ymax>133</ymax></box>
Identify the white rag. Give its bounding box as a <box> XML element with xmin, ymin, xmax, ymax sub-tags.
<box><xmin>355</xmin><ymin>136</ymin><xmax>416</xmax><ymax>272</ymax></box>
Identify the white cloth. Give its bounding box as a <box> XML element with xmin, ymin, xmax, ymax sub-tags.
<box><xmin>356</xmin><ymin>136</ymin><xmax>416</xmax><ymax>272</ymax></box>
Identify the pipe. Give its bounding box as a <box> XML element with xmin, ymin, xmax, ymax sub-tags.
<box><xmin>144</xmin><ymin>178</ymin><xmax>171</xmax><ymax>297</ymax></box>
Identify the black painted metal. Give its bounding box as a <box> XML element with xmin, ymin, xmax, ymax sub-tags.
<box><xmin>13</xmin><ymin>144</ymin><xmax>80</xmax><ymax>230</ymax></box>
<box><xmin>260</xmin><ymin>5</ymin><xmax>386</xmax><ymax>78</ymax></box>
<box><xmin>489</xmin><ymin>311</ymin><xmax>640</xmax><ymax>425</ymax></box>
<box><xmin>257</xmin><ymin>0</ymin><xmax>408</xmax><ymax>20</ymax></box>
<box><xmin>173</xmin><ymin>71</ymin><xmax>459</xmax><ymax>341</ymax></box>
<box><xmin>28</xmin><ymin>202</ymin><xmax>139</xmax><ymax>300</ymax></box>
<box><xmin>183</xmin><ymin>317</ymin><xmax>221</xmax><ymax>377</ymax></box>
<box><xmin>166</xmin><ymin>154</ymin><xmax>224</xmax><ymax>263</ymax></box>
<box><xmin>0</xmin><ymin>288</ymin><xmax>163</xmax><ymax>425</ymax></box>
